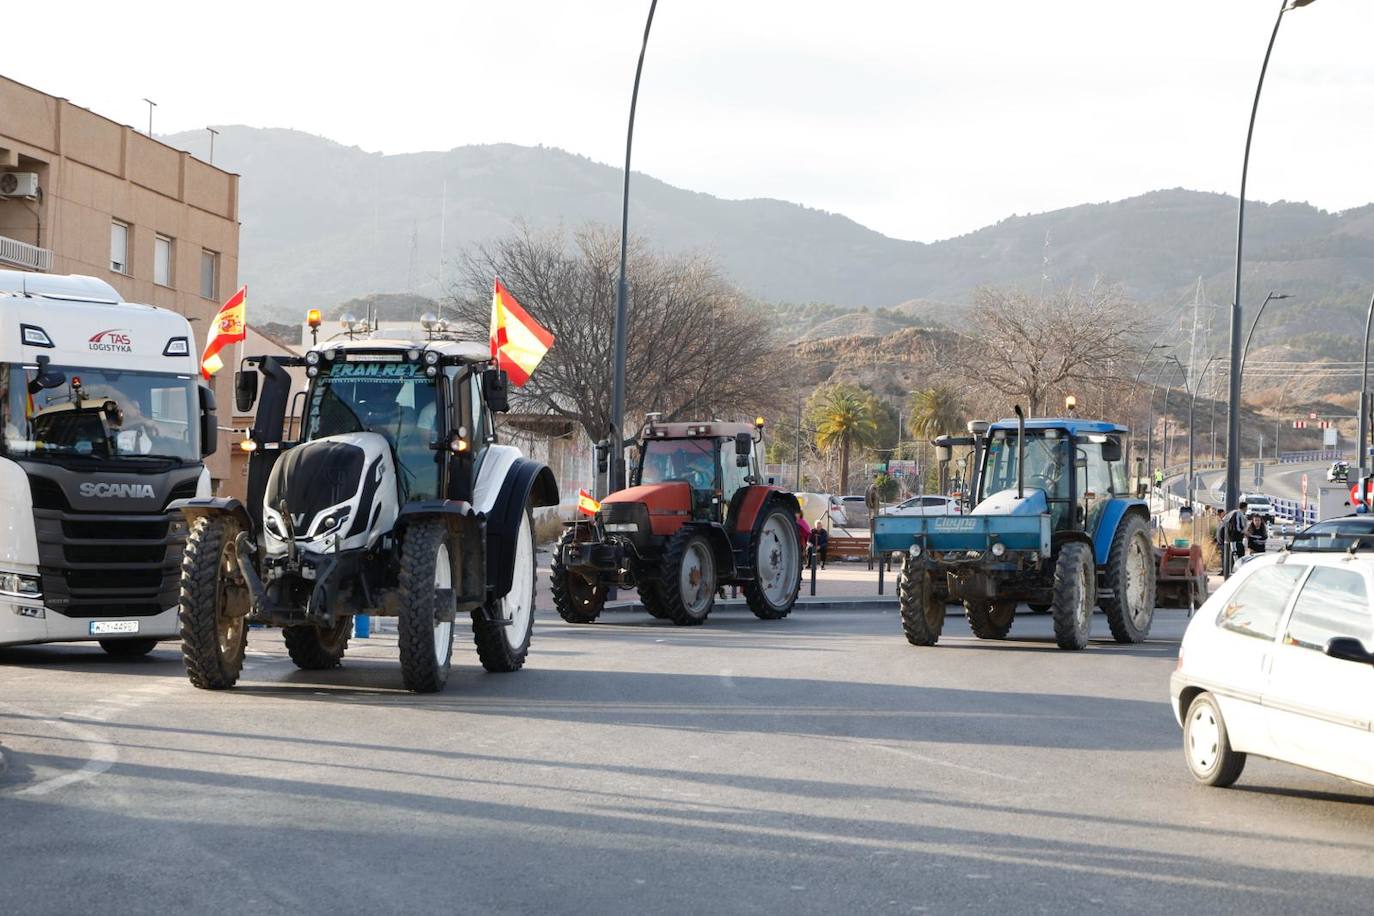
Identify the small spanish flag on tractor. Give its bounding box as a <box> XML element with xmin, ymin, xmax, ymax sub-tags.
<box><xmin>577</xmin><ymin>489</ymin><xmax>601</xmax><ymax>517</ymax></box>
<box><xmin>489</xmin><ymin>278</ymin><xmax>553</xmax><ymax>387</ymax></box>
<box><xmin>200</xmin><ymin>285</ymin><xmax>247</xmax><ymax>380</ymax></box>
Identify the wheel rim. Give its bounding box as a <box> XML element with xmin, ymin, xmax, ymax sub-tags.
<box><xmin>1188</xmin><ymin>702</ymin><xmax>1220</xmax><ymax>773</ymax></box>
<box><xmin>757</xmin><ymin>512</ymin><xmax>798</xmax><ymax>606</ymax></box>
<box><xmin>503</xmin><ymin>514</ymin><xmax>534</xmax><ymax>648</ymax></box>
<box><xmin>433</xmin><ymin>542</ymin><xmax>453</xmax><ymax>664</ymax></box>
<box><xmin>216</xmin><ymin>536</ymin><xmax>247</xmax><ymax>657</ymax></box>
<box><xmin>680</xmin><ymin>540</ymin><xmax>714</xmax><ymax>615</ymax></box>
<box><xmin>1077</xmin><ymin>559</ymin><xmax>1092</xmax><ymax>631</ymax></box>
<box><xmin>1126</xmin><ymin>534</ymin><xmax>1151</xmax><ymax>627</ymax></box>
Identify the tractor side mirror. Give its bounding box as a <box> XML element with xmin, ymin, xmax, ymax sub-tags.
<box><xmin>1102</xmin><ymin>437</ymin><xmax>1123</xmax><ymax>463</ymax></box>
<box><xmin>735</xmin><ymin>432</ymin><xmax>751</xmax><ymax>468</ymax></box>
<box><xmin>199</xmin><ymin>384</ymin><xmax>218</xmax><ymax>457</ymax></box>
<box><xmin>595</xmin><ymin>439</ymin><xmax>610</xmax><ymax>474</ymax></box>
<box><xmin>234</xmin><ymin>370</ymin><xmax>258</xmax><ymax>412</ymax></box>
<box><xmin>482</xmin><ymin>368</ymin><xmax>511</xmax><ymax>413</ymax></box>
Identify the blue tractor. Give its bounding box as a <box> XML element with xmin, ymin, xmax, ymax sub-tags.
<box><xmin>873</xmin><ymin>408</ymin><xmax>1155</xmax><ymax>650</ymax></box>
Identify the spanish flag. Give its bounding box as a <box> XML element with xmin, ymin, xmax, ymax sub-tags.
<box><xmin>200</xmin><ymin>285</ymin><xmax>247</xmax><ymax>380</ymax></box>
<box><xmin>489</xmin><ymin>279</ymin><xmax>553</xmax><ymax>387</ymax></box>
<box><xmin>577</xmin><ymin>489</ymin><xmax>601</xmax><ymax>517</ymax></box>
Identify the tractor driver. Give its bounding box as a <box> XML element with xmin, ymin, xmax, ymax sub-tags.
<box><xmin>642</xmin><ymin>441</ymin><xmax>716</xmax><ymax>490</ymax></box>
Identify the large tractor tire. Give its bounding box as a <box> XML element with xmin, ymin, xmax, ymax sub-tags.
<box><xmin>99</xmin><ymin>638</ymin><xmax>158</xmax><ymax>658</ymax></box>
<box><xmin>283</xmin><ymin>617</ymin><xmax>352</xmax><ymax>670</ymax></box>
<box><xmin>550</xmin><ymin>529</ymin><xmax>607</xmax><ymax>624</ymax></box>
<box><xmin>397</xmin><ymin>519</ymin><xmax>456</xmax><ymax>693</ymax></box>
<box><xmin>473</xmin><ymin>508</ymin><xmax>535</xmax><ymax>673</ymax></box>
<box><xmin>1051</xmin><ymin>542</ymin><xmax>1094</xmax><ymax>650</ymax></box>
<box><xmin>639</xmin><ymin>580</ymin><xmax>671</xmax><ymax>619</ymax></box>
<box><xmin>658</xmin><ymin>528</ymin><xmax>718</xmax><ymax>626</ymax></box>
<box><xmin>743</xmin><ymin>503</ymin><xmax>802</xmax><ymax>620</ymax></box>
<box><xmin>898</xmin><ymin>559</ymin><xmax>944</xmax><ymax>646</ymax></box>
<box><xmin>1101</xmin><ymin>512</ymin><xmax>1156</xmax><ymax>643</ymax></box>
<box><xmin>178</xmin><ymin>516</ymin><xmax>250</xmax><ymax>690</ymax></box>
<box><xmin>964</xmin><ymin>600</ymin><xmax>1016</xmax><ymax>639</ymax></box>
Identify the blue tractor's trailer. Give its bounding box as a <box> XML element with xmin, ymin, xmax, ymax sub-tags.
<box><xmin>873</xmin><ymin>409</ymin><xmax>1155</xmax><ymax>650</ymax></box>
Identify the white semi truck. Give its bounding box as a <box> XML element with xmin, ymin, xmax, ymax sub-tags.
<box><xmin>0</xmin><ymin>271</ymin><xmax>216</xmax><ymax>653</ymax></box>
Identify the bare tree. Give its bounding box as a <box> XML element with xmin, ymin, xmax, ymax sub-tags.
<box><xmin>963</xmin><ymin>284</ymin><xmax>1144</xmax><ymax>416</ymax></box>
<box><xmin>444</xmin><ymin>225</ymin><xmax>783</xmax><ymax>443</ymax></box>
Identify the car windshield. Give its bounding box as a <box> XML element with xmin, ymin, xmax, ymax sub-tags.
<box><xmin>1290</xmin><ymin>518</ymin><xmax>1374</xmax><ymax>552</ymax></box>
<box><xmin>1</xmin><ymin>362</ymin><xmax>199</xmax><ymax>463</ymax></box>
<box><xmin>981</xmin><ymin>431</ymin><xmax>1071</xmax><ymax>501</ymax></box>
<box><xmin>640</xmin><ymin>438</ymin><xmax>718</xmax><ymax>490</ymax></box>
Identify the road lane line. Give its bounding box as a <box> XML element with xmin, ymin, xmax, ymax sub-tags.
<box><xmin>0</xmin><ymin>702</ymin><xmax>117</xmax><ymax>796</ymax></box>
<box><xmin>866</xmin><ymin>742</ymin><xmax>1025</xmax><ymax>783</ymax></box>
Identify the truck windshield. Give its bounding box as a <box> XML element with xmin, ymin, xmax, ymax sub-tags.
<box><xmin>302</xmin><ymin>360</ymin><xmax>439</xmax><ymax>500</ymax></box>
<box><xmin>981</xmin><ymin>432</ymin><xmax>1071</xmax><ymax>501</ymax></box>
<box><xmin>1</xmin><ymin>363</ymin><xmax>199</xmax><ymax>463</ymax></box>
<box><xmin>640</xmin><ymin>438</ymin><xmax>717</xmax><ymax>490</ymax></box>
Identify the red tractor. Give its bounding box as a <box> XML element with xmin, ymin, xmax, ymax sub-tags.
<box><xmin>552</xmin><ymin>416</ymin><xmax>803</xmax><ymax>626</ymax></box>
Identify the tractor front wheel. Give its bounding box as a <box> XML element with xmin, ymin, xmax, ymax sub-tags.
<box><xmin>898</xmin><ymin>559</ymin><xmax>944</xmax><ymax>646</ymax></box>
<box><xmin>397</xmin><ymin>519</ymin><xmax>456</xmax><ymax>693</ymax></box>
<box><xmin>178</xmin><ymin>516</ymin><xmax>250</xmax><ymax>689</ymax></box>
<box><xmin>1051</xmin><ymin>542</ymin><xmax>1094</xmax><ymax>650</ymax></box>
<box><xmin>743</xmin><ymin>504</ymin><xmax>802</xmax><ymax>620</ymax></box>
<box><xmin>658</xmin><ymin>528</ymin><xmax>717</xmax><ymax>626</ymax></box>
<box><xmin>1101</xmin><ymin>513</ymin><xmax>1156</xmax><ymax>643</ymax></box>
<box><xmin>551</xmin><ymin>529</ymin><xmax>607</xmax><ymax>624</ymax></box>
<box><xmin>964</xmin><ymin>599</ymin><xmax>1016</xmax><ymax>639</ymax></box>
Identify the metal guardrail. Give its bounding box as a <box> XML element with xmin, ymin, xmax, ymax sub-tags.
<box><xmin>1279</xmin><ymin>450</ymin><xmax>1346</xmax><ymax>464</ymax></box>
<box><xmin>1268</xmin><ymin>497</ymin><xmax>1318</xmax><ymax>528</ymax></box>
<box><xmin>0</xmin><ymin>235</ymin><xmax>52</xmax><ymax>272</ymax></box>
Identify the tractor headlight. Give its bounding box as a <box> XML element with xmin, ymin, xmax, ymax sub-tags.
<box><xmin>423</xmin><ymin>350</ymin><xmax>441</xmax><ymax>366</ymax></box>
<box><xmin>990</xmin><ymin>542</ymin><xmax>1007</xmax><ymax>558</ymax></box>
<box><xmin>0</xmin><ymin>571</ymin><xmax>42</xmax><ymax>599</ymax></box>
<box><xmin>424</xmin><ymin>365</ymin><xmax>437</xmax><ymax>378</ymax></box>
<box><xmin>908</xmin><ymin>544</ymin><xmax>923</xmax><ymax>559</ymax></box>
<box><xmin>604</xmin><ymin>523</ymin><xmax>639</xmax><ymax>534</ymax></box>
<box><xmin>406</xmin><ymin>348</ymin><xmax>421</xmax><ymax>362</ymax></box>
<box><xmin>307</xmin><ymin>366</ymin><xmax>319</xmax><ymax>378</ymax></box>
<box><xmin>305</xmin><ymin>350</ymin><xmax>321</xmax><ymax>367</ymax></box>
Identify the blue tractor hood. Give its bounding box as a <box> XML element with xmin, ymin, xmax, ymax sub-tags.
<box><xmin>973</xmin><ymin>488</ymin><xmax>1048</xmax><ymax>517</ymax></box>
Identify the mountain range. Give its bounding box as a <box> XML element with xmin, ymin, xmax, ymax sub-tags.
<box><xmin>162</xmin><ymin>126</ymin><xmax>1374</xmax><ymax>357</ymax></box>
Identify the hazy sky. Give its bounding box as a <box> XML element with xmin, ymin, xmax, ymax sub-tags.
<box><xmin>8</xmin><ymin>0</ymin><xmax>1372</xmax><ymax>242</ymax></box>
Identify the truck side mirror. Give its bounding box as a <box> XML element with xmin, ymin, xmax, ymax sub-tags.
<box><xmin>199</xmin><ymin>384</ymin><xmax>218</xmax><ymax>457</ymax></box>
<box><xmin>31</xmin><ymin>354</ymin><xmax>66</xmax><ymax>391</ymax></box>
<box><xmin>735</xmin><ymin>432</ymin><xmax>751</xmax><ymax>468</ymax></box>
<box><xmin>482</xmin><ymin>368</ymin><xmax>511</xmax><ymax>413</ymax></box>
<box><xmin>234</xmin><ymin>370</ymin><xmax>258</xmax><ymax>412</ymax></box>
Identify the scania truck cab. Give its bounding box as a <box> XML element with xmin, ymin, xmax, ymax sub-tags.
<box><xmin>0</xmin><ymin>271</ymin><xmax>216</xmax><ymax>653</ymax></box>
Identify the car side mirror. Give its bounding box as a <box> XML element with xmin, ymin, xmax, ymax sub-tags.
<box><xmin>482</xmin><ymin>368</ymin><xmax>511</xmax><ymax>413</ymax></box>
<box><xmin>234</xmin><ymin>369</ymin><xmax>258</xmax><ymax>412</ymax></box>
<box><xmin>1324</xmin><ymin>636</ymin><xmax>1374</xmax><ymax>666</ymax></box>
<box><xmin>199</xmin><ymin>384</ymin><xmax>218</xmax><ymax>457</ymax></box>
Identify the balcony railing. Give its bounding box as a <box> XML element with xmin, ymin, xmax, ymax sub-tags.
<box><xmin>0</xmin><ymin>234</ymin><xmax>53</xmax><ymax>271</ymax></box>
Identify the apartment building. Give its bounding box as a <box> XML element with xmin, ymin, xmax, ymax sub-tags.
<box><xmin>0</xmin><ymin>74</ymin><xmax>241</xmax><ymax>487</ymax></box>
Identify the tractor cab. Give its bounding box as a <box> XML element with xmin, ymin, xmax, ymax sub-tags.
<box><xmin>628</xmin><ymin>416</ymin><xmax>764</xmax><ymax>522</ymax></box>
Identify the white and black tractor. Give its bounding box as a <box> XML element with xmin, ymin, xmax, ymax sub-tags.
<box><xmin>171</xmin><ymin>333</ymin><xmax>558</xmax><ymax>692</ymax></box>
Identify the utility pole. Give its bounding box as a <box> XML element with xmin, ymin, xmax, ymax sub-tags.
<box><xmin>206</xmin><ymin>127</ymin><xmax>219</xmax><ymax>164</ymax></box>
<box><xmin>143</xmin><ymin>98</ymin><xmax>157</xmax><ymax>136</ymax></box>
<box><xmin>794</xmin><ymin>395</ymin><xmax>803</xmax><ymax>491</ymax></box>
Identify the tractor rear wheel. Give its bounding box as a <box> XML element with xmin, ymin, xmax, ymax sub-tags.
<box><xmin>658</xmin><ymin>528</ymin><xmax>717</xmax><ymax>626</ymax></box>
<box><xmin>1101</xmin><ymin>513</ymin><xmax>1156</xmax><ymax>643</ymax></box>
<box><xmin>964</xmin><ymin>599</ymin><xmax>1016</xmax><ymax>639</ymax></box>
<box><xmin>898</xmin><ymin>559</ymin><xmax>944</xmax><ymax>646</ymax></box>
<box><xmin>743</xmin><ymin>504</ymin><xmax>802</xmax><ymax>620</ymax></box>
<box><xmin>639</xmin><ymin>580</ymin><xmax>671</xmax><ymax>619</ymax></box>
<box><xmin>178</xmin><ymin>515</ymin><xmax>250</xmax><ymax>689</ymax></box>
<box><xmin>1051</xmin><ymin>542</ymin><xmax>1094</xmax><ymax>650</ymax></box>
<box><xmin>397</xmin><ymin>519</ymin><xmax>456</xmax><ymax>693</ymax></box>
<box><xmin>473</xmin><ymin>508</ymin><xmax>535</xmax><ymax>672</ymax></box>
<box><xmin>283</xmin><ymin>617</ymin><xmax>352</xmax><ymax>670</ymax></box>
<box><xmin>551</xmin><ymin>529</ymin><xmax>607</xmax><ymax>624</ymax></box>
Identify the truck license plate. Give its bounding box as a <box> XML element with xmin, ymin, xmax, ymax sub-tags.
<box><xmin>89</xmin><ymin>620</ymin><xmax>140</xmax><ymax>635</ymax></box>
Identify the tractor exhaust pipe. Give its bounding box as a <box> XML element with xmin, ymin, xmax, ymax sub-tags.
<box><xmin>1013</xmin><ymin>405</ymin><xmax>1026</xmax><ymax>500</ymax></box>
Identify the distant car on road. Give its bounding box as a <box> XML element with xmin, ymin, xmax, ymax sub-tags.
<box><xmin>1328</xmin><ymin>460</ymin><xmax>1351</xmax><ymax>483</ymax></box>
<box><xmin>1170</xmin><ymin>551</ymin><xmax>1374</xmax><ymax>790</ymax></box>
<box><xmin>1240</xmin><ymin>493</ymin><xmax>1274</xmax><ymax>523</ymax></box>
<box><xmin>880</xmin><ymin>495</ymin><xmax>962</xmax><ymax>517</ymax></box>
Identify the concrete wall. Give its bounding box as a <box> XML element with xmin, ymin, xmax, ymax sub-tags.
<box><xmin>0</xmin><ymin>75</ymin><xmax>241</xmax><ymax>489</ymax></box>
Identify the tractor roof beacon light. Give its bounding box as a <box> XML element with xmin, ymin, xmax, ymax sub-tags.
<box><xmin>307</xmin><ymin>308</ymin><xmax>322</xmax><ymax>345</ymax></box>
<box><xmin>1065</xmin><ymin>395</ymin><xmax>1077</xmax><ymax>416</ymax></box>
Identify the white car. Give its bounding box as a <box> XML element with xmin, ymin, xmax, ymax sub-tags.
<box><xmin>880</xmin><ymin>495</ymin><xmax>962</xmax><ymax>517</ymax></box>
<box><xmin>1170</xmin><ymin>550</ymin><xmax>1374</xmax><ymax>789</ymax></box>
<box><xmin>1240</xmin><ymin>493</ymin><xmax>1274</xmax><ymax>522</ymax></box>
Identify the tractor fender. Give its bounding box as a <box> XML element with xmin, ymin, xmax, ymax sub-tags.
<box><xmin>1091</xmin><ymin>500</ymin><xmax>1150</xmax><ymax>566</ymax></box>
<box><xmin>728</xmin><ymin>487</ymin><xmax>801</xmax><ymax>545</ymax></box>
<box><xmin>169</xmin><ymin>496</ymin><xmax>253</xmax><ymax>532</ymax></box>
<box><xmin>396</xmin><ymin>499</ymin><xmax>480</xmax><ymax>522</ymax></box>
<box><xmin>484</xmin><ymin>457</ymin><xmax>560</xmax><ymax>599</ymax></box>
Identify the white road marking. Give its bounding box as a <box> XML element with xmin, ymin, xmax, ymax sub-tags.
<box><xmin>866</xmin><ymin>742</ymin><xmax>1025</xmax><ymax>783</ymax></box>
<box><xmin>718</xmin><ymin>667</ymin><xmax>735</xmax><ymax>688</ymax></box>
<box><xmin>0</xmin><ymin>702</ymin><xmax>118</xmax><ymax>797</ymax></box>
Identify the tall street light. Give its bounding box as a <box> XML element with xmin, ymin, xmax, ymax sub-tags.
<box><xmin>1168</xmin><ymin>354</ymin><xmax>1219</xmax><ymax>511</ymax></box>
<box><xmin>608</xmin><ymin>0</ymin><xmax>660</xmax><ymax>495</ymax></box>
<box><xmin>1358</xmin><ymin>288</ymin><xmax>1374</xmax><ymax>481</ymax></box>
<box><xmin>1224</xmin><ymin>0</ymin><xmax>1316</xmax><ymax>577</ymax></box>
<box><xmin>1146</xmin><ymin>358</ymin><xmax>1184</xmax><ymax>488</ymax></box>
<box><xmin>1239</xmin><ymin>291</ymin><xmax>1291</xmax><ymax>374</ymax></box>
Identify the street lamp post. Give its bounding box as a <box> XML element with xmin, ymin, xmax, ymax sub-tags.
<box><xmin>1145</xmin><ymin>360</ymin><xmax>1183</xmax><ymax>487</ymax></box>
<box><xmin>1224</xmin><ymin>0</ymin><xmax>1315</xmax><ymax>577</ymax></box>
<box><xmin>1239</xmin><ymin>291</ymin><xmax>1291</xmax><ymax>374</ymax></box>
<box><xmin>1169</xmin><ymin>354</ymin><xmax>1218</xmax><ymax>511</ymax></box>
<box><xmin>607</xmin><ymin>0</ymin><xmax>660</xmax><ymax>495</ymax></box>
<box><xmin>1358</xmin><ymin>288</ymin><xmax>1374</xmax><ymax>480</ymax></box>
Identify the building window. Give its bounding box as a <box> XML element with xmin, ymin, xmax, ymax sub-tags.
<box><xmin>110</xmin><ymin>221</ymin><xmax>129</xmax><ymax>274</ymax></box>
<box><xmin>154</xmin><ymin>235</ymin><xmax>174</xmax><ymax>287</ymax></box>
<box><xmin>200</xmin><ymin>249</ymin><xmax>219</xmax><ymax>300</ymax></box>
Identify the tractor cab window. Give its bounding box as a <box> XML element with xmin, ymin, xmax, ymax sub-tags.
<box><xmin>981</xmin><ymin>430</ymin><xmax>1072</xmax><ymax>529</ymax></box>
<box><xmin>640</xmin><ymin>438</ymin><xmax>718</xmax><ymax>491</ymax></box>
<box><xmin>720</xmin><ymin>437</ymin><xmax>753</xmax><ymax>506</ymax></box>
<box><xmin>303</xmin><ymin>360</ymin><xmax>439</xmax><ymax>502</ymax></box>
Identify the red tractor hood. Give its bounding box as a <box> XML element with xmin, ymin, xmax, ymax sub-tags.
<box><xmin>602</xmin><ymin>482</ymin><xmax>693</xmax><ymax>515</ymax></box>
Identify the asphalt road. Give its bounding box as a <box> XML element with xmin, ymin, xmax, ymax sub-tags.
<box><xmin>3</xmin><ymin>605</ymin><xmax>1373</xmax><ymax>915</ymax></box>
<box><xmin>1168</xmin><ymin>461</ymin><xmax>1331</xmax><ymax>509</ymax></box>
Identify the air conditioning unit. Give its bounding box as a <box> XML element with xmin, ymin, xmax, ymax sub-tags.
<box><xmin>0</xmin><ymin>172</ymin><xmax>39</xmax><ymax>198</ymax></box>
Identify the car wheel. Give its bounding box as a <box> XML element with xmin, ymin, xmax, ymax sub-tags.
<box><xmin>1183</xmin><ymin>692</ymin><xmax>1247</xmax><ymax>788</ymax></box>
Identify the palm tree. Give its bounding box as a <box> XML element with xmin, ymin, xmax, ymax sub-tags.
<box><xmin>907</xmin><ymin>385</ymin><xmax>966</xmax><ymax>442</ymax></box>
<box><xmin>814</xmin><ymin>385</ymin><xmax>878</xmax><ymax>494</ymax></box>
